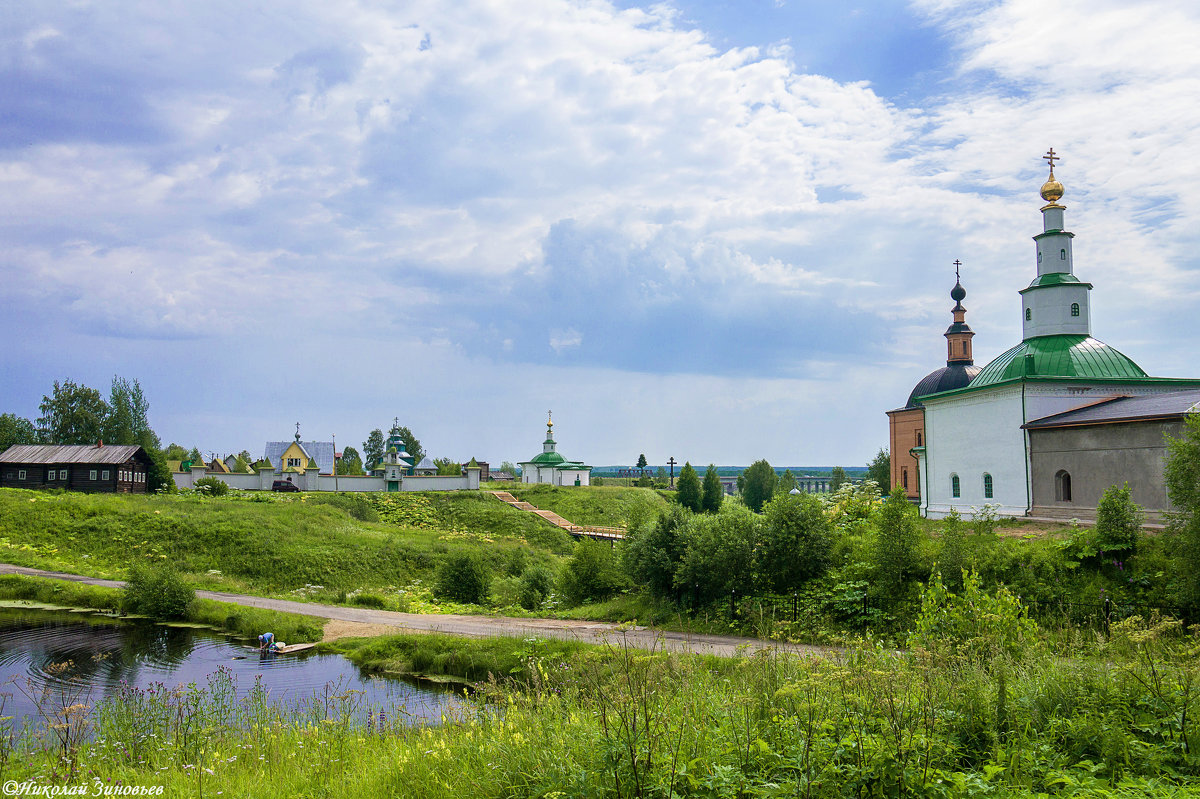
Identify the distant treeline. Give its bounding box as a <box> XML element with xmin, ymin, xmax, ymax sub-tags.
<box><xmin>592</xmin><ymin>465</ymin><xmax>869</xmax><ymax>478</ymax></box>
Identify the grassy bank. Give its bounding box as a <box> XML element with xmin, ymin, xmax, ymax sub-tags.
<box><xmin>497</xmin><ymin>483</ymin><xmax>668</xmax><ymax>528</ymax></box>
<box><xmin>0</xmin><ymin>573</ymin><xmax>322</xmax><ymax>643</ymax></box>
<box><xmin>0</xmin><ymin>487</ymin><xmax>573</xmax><ymax>600</ymax></box>
<box><xmin>6</xmin><ymin>618</ymin><xmax>1200</xmax><ymax>797</ymax></box>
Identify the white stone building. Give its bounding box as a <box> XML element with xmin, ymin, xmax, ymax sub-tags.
<box><xmin>519</xmin><ymin>413</ymin><xmax>592</xmax><ymax>486</ymax></box>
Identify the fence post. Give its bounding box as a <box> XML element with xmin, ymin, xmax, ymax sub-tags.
<box><xmin>730</xmin><ymin>588</ymin><xmax>737</xmax><ymax>622</ymax></box>
<box><xmin>792</xmin><ymin>592</ymin><xmax>798</xmax><ymax>623</ymax></box>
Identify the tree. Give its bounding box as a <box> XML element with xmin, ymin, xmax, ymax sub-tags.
<box><xmin>1095</xmin><ymin>483</ymin><xmax>1142</xmax><ymax>554</ymax></box>
<box><xmin>866</xmin><ymin>448</ymin><xmax>890</xmax><ymax>493</ymax></box>
<box><xmin>936</xmin><ymin>509</ymin><xmax>967</xmax><ymax>591</ymax></box>
<box><xmin>759</xmin><ymin>492</ymin><xmax>833</xmax><ymax>592</ymax></box>
<box><xmin>830</xmin><ymin>466</ymin><xmax>848</xmax><ymax>491</ymax></box>
<box><xmin>233</xmin><ymin>455</ymin><xmax>250</xmax><ymax>473</ymax></box>
<box><xmin>701</xmin><ymin>464</ymin><xmax>723</xmax><ymax>513</ymax></box>
<box><xmin>874</xmin><ymin>488</ymin><xmax>921</xmax><ymax>595</ymax></box>
<box><xmin>655</xmin><ymin>465</ymin><xmax>667</xmax><ymax>482</ymax></box>
<box><xmin>777</xmin><ymin>468</ymin><xmax>797</xmax><ymax>494</ymax></box>
<box><xmin>625</xmin><ymin>506</ymin><xmax>690</xmax><ymax>598</ymax></box>
<box><xmin>363</xmin><ymin>429</ymin><xmax>385</xmax><ymax>467</ymax></box>
<box><xmin>144</xmin><ymin>445</ymin><xmax>175</xmax><ymax>493</ymax></box>
<box><xmin>390</xmin><ymin>422</ymin><xmax>425</xmax><ymax>466</ymax></box>
<box><xmin>164</xmin><ymin>443</ymin><xmax>189</xmax><ymax>461</ymax></box>
<box><xmin>675</xmin><ymin>504</ymin><xmax>758</xmax><ymax>606</ymax></box>
<box><xmin>187</xmin><ymin>447</ymin><xmax>204</xmax><ymax>465</ymax></box>
<box><xmin>1167</xmin><ymin>414</ymin><xmax>1200</xmax><ymax>606</ymax></box>
<box><xmin>636</xmin><ymin>453</ymin><xmax>648</xmax><ymax>472</ymax></box>
<box><xmin>38</xmin><ymin>380</ymin><xmax>108</xmax><ymax>444</ymax></box>
<box><xmin>675</xmin><ymin>462</ymin><xmax>701</xmax><ymax>512</ymax></box>
<box><xmin>499</xmin><ymin>460</ymin><xmax>518</xmax><ymax>475</ymax></box>
<box><xmin>560</xmin><ymin>539</ymin><xmax>628</xmax><ymax>604</ymax></box>
<box><xmin>433</xmin><ymin>457</ymin><xmax>461</xmax><ymax>476</ymax></box>
<box><xmin>0</xmin><ymin>413</ymin><xmax>38</xmax><ymax>451</ymax></box>
<box><xmin>338</xmin><ymin>445</ymin><xmax>364</xmax><ymax>476</ymax></box>
<box><xmin>104</xmin><ymin>376</ymin><xmax>156</xmax><ymax>448</ymax></box>
<box><xmin>741</xmin><ymin>459</ymin><xmax>776</xmax><ymax>513</ymax></box>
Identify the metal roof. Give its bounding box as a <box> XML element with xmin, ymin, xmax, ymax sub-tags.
<box><xmin>969</xmin><ymin>335</ymin><xmax>1147</xmax><ymax>389</ymax></box>
<box><xmin>263</xmin><ymin>440</ymin><xmax>335</xmax><ymax>474</ymax></box>
<box><xmin>1023</xmin><ymin>389</ymin><xmax>1200</xmax><ymax>429</ymax></box>
<box><xmin>0</xmin><ymin>444</ymin><xmax>146</xmax><ymax>465</ymax></box>
<box><xmin>905</xmin><ymin>364</ymin><xmax>981</xmax><ymax>408</ymax></box>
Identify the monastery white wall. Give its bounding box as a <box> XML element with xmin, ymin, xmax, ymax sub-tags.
<box><xmin>921</xmin><ymin>385</ymin><xmax>1029</xmax><ymax>518</ymax></box>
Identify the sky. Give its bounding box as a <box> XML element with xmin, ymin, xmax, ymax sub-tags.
<box><xmin>3</xmin><ymin>0</ymin><xmax>1199</xmax><ymax>468</ymax></box>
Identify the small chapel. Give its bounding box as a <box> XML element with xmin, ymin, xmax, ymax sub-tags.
<box><xmin>890</xmin><ymin>151</ymin><xmax>1200</xmax><ymax>523</ymax></box>
<box><xmin>519</xmin><ymin>412</ymin><xmax>593</xmax><ymax>486</ymax></box>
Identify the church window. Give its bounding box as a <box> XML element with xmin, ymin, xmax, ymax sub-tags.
<box><xmin>1071</xmin><ymin>302</ymin><xmax>1080</xmax><ymax>317</ymax></box>
<box><xmin>1055</xmin><ymin>470</ymin><xmax>1072</xmax><ymax>502</ymax></box>
<box><xmin>983</xmin><ymin>473</ymin><xmax>994</xmax><ymax>499</ymax></box>
<box><xmin>916</xmin><ymin>431</ymin><xmax>923</xmax><ymax>446</ymax></box>
<box><xmin>1025</xmin><ymin>308</ymin><xmax>1032</xmax><ymax>321</ymax></box>
<box><xmin>1060</xmin><ymin>248</ymin><xmax>1066</xmax><ymax>260</ymax></box>
<box><xmin>902</xmin><ymin>468</ymin><xmax>908</xmax><ymax>489</ymax></box>
<box><xmin>1038</xmin><ymin>251</ymin><xmax>1042</xmax><ymax>263</ymax></box>
<box><xmin>951</xmin><ymin>474</ymin><xmax>960</xmax><ymax>498</ymax></box>
<box><xmin>962</xmin><ymin>341</ymin><xmax>968</xmax><ymax>355</ymax></box>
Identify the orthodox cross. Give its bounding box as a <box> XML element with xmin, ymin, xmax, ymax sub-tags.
<box><xmin>294</xmin><ymin>421</ymin><xmax>301</xmax><ymax>442</ymax></box>
<box><xmin>667</xmin><ymin>456</ymin><xmax>677</xmax><ymax>489</ymax></box>
<box><xmin>953</xmin><ymin>259</ymin><xmax>962</xmax><ymax>281</ymax></box>
<box><xmin>1043</xmin><ymin>148</ymin><xmax>1059</xmax><ymax>171</ymax></box>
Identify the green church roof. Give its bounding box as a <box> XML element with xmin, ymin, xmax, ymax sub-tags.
<box><xmin>969</xmin><ymin>335</ymin><xmax>1147</xmax><ymax>389</ymax></box>
<box><xmin>529</xmin><ymin>451</ymin><xmax>566</xmax><ymax>465</ymax></box>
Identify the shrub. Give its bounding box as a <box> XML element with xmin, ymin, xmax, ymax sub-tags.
<box><xmin>909</xmin><ymin>569</ymin><xmax>1037</xmax><ymax>661</ymax></box>
<box><xmin>937</xmin><ymin>509</ymin><xmax>967</xmax><ymax>591</ymax></box>
<box><xmin>1095</xmin><ymin>483</ymin><xmax>1142</xmax><ymax>554</ymax></box>
<box><xmin>349</xmin><ymin>592</ymin><xmax>388</xmax><ymax>609</ymax></box>
<box><xmin>560</xmin><ymin>539</ymin><xmax>628</xmax><ymax>605</ymax></box>
<box><xmin>434</xmin><ymin>552</ymin><xmax>490</xmax><ymax>604</ymax></box>
<box><xmin>873</xmin><ymin>489</ymin><xmax>921</xmax><ymax>595</ymax></box>
<box><xmin>193</xmin><ymin>476</ymin><xmax>229</xmax><ymax>496</ymax></box>
<box><xmin>759</xmin><ymin>492</ymin><xmax>833</xmax><ymax>592</ymax></box>
<box><xmin>308</xmin><ymin>493</ymin><xmax>380</xmax><ymax>522</ymax></box>
<box><xmin>122</xmin><ymin>564</ymin><xmax>196</xmax><ymax>620</ymax></box>
<box><xmin>519</xmin><ymin>565</ymin><xmax>555</xmax><ymax>610</ymax></box>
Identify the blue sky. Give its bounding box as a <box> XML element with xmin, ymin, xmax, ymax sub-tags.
<box><xmin>2</xmin><ymin>0</ymin><xmax>1199</xmax><ymax>467</ymax></box>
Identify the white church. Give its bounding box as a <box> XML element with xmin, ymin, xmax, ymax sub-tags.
<box><xmin>519</xmin><ymin>413</ymin><xmax>593</xmax><ymax>486</ymax></box>
<box><xmin>899</xmin><ymin>151</ymin><xmax>1200</xmax><ymax>521</ymax></box>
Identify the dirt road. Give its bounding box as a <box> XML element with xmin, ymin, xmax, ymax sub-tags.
<box><xmin>0</xmin><ymin>564</ymin><xmax>825</xmax><ymax>658</ymax></box>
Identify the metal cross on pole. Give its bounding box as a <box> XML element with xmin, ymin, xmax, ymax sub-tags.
<box><xmin>667</xmin><ymin>456</ymin><xmax>677</xmax><ymax>488</ymax></box>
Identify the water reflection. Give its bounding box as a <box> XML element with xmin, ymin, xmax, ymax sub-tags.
<box><xmin>0</xmin><ymin>606</ymin><xmax>461</xmax><ymax>729</ymax></box>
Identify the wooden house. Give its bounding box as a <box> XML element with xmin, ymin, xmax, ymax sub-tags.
<box><xmin>0</xmin><ymin>442</ymin><xmax>153</xmax><ymax>493</ymax></box>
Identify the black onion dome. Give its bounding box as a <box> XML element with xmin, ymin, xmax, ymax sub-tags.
<box><xmin>905</xmin><ymin>364</ymin><xmax>982</xmax><ymax>408</ymax></box>
<box><xmin>950</xmin><ymin>281</ymin><xmax>966</xmax><ymax>303</ymax></box>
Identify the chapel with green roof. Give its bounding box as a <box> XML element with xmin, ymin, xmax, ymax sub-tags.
<box><xmin>904</xmin><ymin>150</ymin><xmax>1200</xmax><ymax>521</ymax></box>
<box><xmin>519</xmin><ymin>412</ymin><xmax>593</xmax><ymax>486</ymax></box>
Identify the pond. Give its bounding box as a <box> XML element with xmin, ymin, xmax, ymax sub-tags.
<box><xmin>0</xmin><ymin>604</ymin><xmax>463</xmax><ymax>731</ymax></box>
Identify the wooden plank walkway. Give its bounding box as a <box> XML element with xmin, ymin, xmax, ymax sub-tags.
<box><xmin>488</xmin><ymin>491</ymin><xmax>625</xmax><ymax>540</ymax></box>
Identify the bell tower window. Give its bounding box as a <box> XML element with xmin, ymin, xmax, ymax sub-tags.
<box><xmin>950</xmin><ymin>474</ymin><xmax>960</xmax><ymax>498</ymax></box>
<box><xmin>1026</xmin><ymin>308</ymin><xmax>1032</xmax><ymax>321</ymax></box>
<box><xmin>1071</xmin><ymin>302</ymin><xmax>1080</xmax><ymax>317</ymax></box>
<box><xmin>1060</xmin><ymin>249</ymin><xmax>1066</xmax><ymax>260</ymax></box>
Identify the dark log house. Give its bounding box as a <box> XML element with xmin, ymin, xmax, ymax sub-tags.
<box><xmin>0</xmin><ymin>442</ymin><xmax>152</xmax><ymax>493</ymax></box>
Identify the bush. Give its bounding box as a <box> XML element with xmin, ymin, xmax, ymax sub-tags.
<box><xmin>308</xmin><ymin>493</ymin><xmax>380</xmax><ymax>522</ymax></box>
<box><xmin>759</xmin><ymin>492</ymin><xmax>833</xmax><ymax>592</ymax></box>
<box><xmin>519</xmin><ymin>565</ymin><xmax>556</xmax><ymax>610</ymax></box>
<box><xmin>193</xmin><ymin>476</ymin><xmax>229</xmax><ymax>496</ymax></box>
<box><xmin>123</xmin><ymin>564</ymin><xmax>196</xmax><ymax>620</ymax></box>
<box><xmin>560</xmin><ymin>539</ymin><xmax>627</xmax><ymax>605</ymax></box>
<box><xmin>909</xmin><ymin>569</ymin><xmax>1037</xmax><ymax>661</ymax></box>
<box><xmin>1095</xmin><ymin>483</ymin><xmax>1142</xmax><ymax>554</ymax></box>
<box><xmin>435</xmin><ymin>552</ymin><xmax>490</xmax><ymax>604</ymax></box>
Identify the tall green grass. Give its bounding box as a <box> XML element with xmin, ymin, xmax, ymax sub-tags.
<box><xmin>499</xmin><ymin>483</ymin><xmax>669</xmax><ymax>528</ymax></box>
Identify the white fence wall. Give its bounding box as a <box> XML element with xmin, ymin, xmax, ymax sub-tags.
<box><xmin>172</xmin><ymin>468</ymin><xmax>479</xmax><ymax>493</ymax></box>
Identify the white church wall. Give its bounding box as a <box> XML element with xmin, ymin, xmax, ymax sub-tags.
<box><xmin>922</xmin><ymin>385</ymin><xmax>1028</xmax><ymax>518</ymax></box>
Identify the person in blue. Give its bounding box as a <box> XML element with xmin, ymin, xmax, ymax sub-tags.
<box><xmin>258</xmin><ymin>632</ymin><xmax>274</xmax><ymax>652</ymax></box>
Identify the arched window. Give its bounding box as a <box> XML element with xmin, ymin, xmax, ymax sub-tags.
<box><xmin>983</xmin><ymin>473</ymin><xmax>994</xmax><ymax>499</ymax></box>
<box><xmin>902</xmin><ymin>468</ymin><xmax>908</xmax><ymax>490</ymax></box>
<box><xmin>962</xmin><ymin>341</ymin><xmax>968</xmax><ymax>355</ymax></box>
<box><xmin>1026</xmin><ymin>308</ymin><xmax>1032</xmax><ymax>321</ymax></box>
<box><xmin>1037</xmin><ymin>251</ymin><xmax>1042</xmax><ymax>263</ymax></box>
<box><xmin>1055</xmin><ymin>470</ymin><xmax>1072</xmax><ymax>502</ymax></box>
<box><xmin>1060</xmin><ymin>248</ymin><xmax>1066</xmax><ymax>260</ymax></box>
<box><xmin>951</xmin><ymin>474</ymin><xmax>960</xmax><ymax>498</ymax></box>
<box><xmin>1071</xmin><ymin>302</ymin><xmax>1080</xmax><ymax>317</ymax></box>
<box><xmin>916</xmin><ymin>431</ymin><xmax>923</xmax><ymax>446</ymax></box>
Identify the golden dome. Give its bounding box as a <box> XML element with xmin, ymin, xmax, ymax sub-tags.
<box><xmin>1040</xmin><ymin>169</ymin><xmax>1064</xmax><ymax>203</ymax></box>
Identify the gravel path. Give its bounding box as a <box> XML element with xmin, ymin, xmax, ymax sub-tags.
<box><xmin>0</xmin><ymin>564</ymin><xmax>826</xmax><ymax>658</ymax></box>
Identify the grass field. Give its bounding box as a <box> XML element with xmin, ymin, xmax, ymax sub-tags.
<box><xmin>492</xmin><ymin>483</ymin><xmax>668</xmax><ymax>528</ymax></box>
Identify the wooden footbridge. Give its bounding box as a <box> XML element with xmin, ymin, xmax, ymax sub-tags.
<box><xmin>487</xmin><ymin>491</ymin><xmax>625</xmax><ymax>540</ymax></box>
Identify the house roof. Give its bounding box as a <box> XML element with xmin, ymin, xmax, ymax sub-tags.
<box><xmin>264</xmin><ymin>440</ymin><xmax>335</xmax><ymax>473</ymax></box>
<box><xmin>0</xmin><ymin>444</ymin><xmax>147</xmax><ymax>465</ymax></box>
<box><xmin>1023</xmin><ymin>389</ymin><xmax>1200</xmax><ymax>429</ymax></box>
